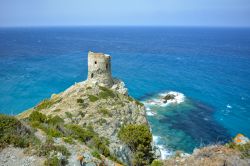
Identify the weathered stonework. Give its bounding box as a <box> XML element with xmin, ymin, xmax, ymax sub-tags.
<box><xmin>87</xmin><ymin>51</ymin><xmax>113</xmax><ymax>87</ymax></box>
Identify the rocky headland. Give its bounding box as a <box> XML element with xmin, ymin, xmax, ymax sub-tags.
<box><xmin>0</xmin><ymin>52</ymin><xmax>249</xmax><ymax>166</ymax></box>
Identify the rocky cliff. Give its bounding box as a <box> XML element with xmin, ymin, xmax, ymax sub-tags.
<box><xmin>8</xmin><ymin>78</ymin><xmax>150</xmax><ymax>166</ymax></box>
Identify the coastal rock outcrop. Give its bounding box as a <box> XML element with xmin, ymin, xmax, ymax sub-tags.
<box><xmin>234</xmin><ymin>134</ymin><xmax>249</xmax><ymax>145</ymax></box>
<box><xmin>16</xmin><ymin>52</ymin><xmax>149</xmax><ymax>165</ymax></box>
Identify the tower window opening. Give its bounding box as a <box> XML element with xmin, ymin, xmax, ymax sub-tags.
<box><xmin>91</xmin><ymin>73</ymin><xmax>94</xmax><ymax>78</ymax></box>
<box><xmin>106</xmin><ymin>63</ymin><xmax>108</xmax><ymax>70</ymax></box>
<box><xmin>94</xmin><ymin>61</ymin><xmax>97</xmax><ymax>64</ymax></box>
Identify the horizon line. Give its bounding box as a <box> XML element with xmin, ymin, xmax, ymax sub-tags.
<box><xmin>1</xmin><ymin>25</ymin><xmax>250</xmax><ymax>29</ymax></box>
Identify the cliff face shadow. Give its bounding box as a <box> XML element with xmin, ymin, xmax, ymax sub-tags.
<box><xmin>158</xmin><ymin>100</ymin><xmax>231</xmax><ymax>150</ymax></box>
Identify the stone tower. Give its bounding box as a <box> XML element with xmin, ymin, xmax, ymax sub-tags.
<box><xmin>87</xmin><ymin>51</ymin><xmax>113</xmax><ymax>87</ymax></box>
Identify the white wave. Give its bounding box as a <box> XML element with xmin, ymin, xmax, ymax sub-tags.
<box><xmin>226</xmin><ymin>104</ymin><xmax>232</xmax><ymax>109</ymax></box>
<box><xmin>203</xmin><ymin>117</ymin><xmax>209</xmax><ymax>121</ymax></box>
<box><xmin>153</xmin><ymin>135</ymin><xmax>173</xmax><ymax>159</ymax></box>
<box><xmin>146</xmin><ymin>111</ymin><xmax>156</xmax><ymax>116</ymax></box>
<box><xmin>158</xmin><ymin>145</ymin><xmax>173</xmax><ymax>159</ymax></box>
<box><xmin>144</xmin><ymin>91</ymin><xmax>185</xmax><ymax>107</ymax></box>
<box><xmin>153</xmin><ymin>135</ymin><xmax>160</xmax><ymax>143</ymax></box>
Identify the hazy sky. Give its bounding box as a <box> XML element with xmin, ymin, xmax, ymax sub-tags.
<box><xmin>0</xmin><ymin>0</ymin><xmax>250</xmax><ymax>27</ymax></box>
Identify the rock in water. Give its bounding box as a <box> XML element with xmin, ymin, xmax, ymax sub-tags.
<box><xmin>163</xmin><ymin>94</ymin><xmax>176</xmax><ymax>103</ymax></box>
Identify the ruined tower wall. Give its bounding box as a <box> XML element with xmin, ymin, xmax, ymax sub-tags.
<box><xmin>87</xmin><ymin>51</ymin><xmax>113</xmax><ymax>87</ymax></box>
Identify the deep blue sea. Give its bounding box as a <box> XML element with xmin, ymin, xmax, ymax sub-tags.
<box><xmin>0</xmin><ymin>27</ymin><xmax>250</xmax><ymax>155</ymax></box>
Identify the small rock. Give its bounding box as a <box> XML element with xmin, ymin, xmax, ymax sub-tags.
<box><xmin>233</xmin><ymin>133</ymin><xmax>249</xmax><ymax>145</ymax></box>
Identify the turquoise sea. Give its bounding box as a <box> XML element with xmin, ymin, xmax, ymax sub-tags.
<box><xmin>0</xmin><ymin>27</ymin><xmax>250</xmax><ymax>156</ymax></box>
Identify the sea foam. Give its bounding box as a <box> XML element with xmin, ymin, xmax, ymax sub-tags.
<box><xmin>144</xmin><ymin>91</ymin><xmax>185</xmax><ymax>107</ymax></box>
<box><xmin>153</xmin><ymin>135</ymin><xmax>173</xmax><ymax>159</ymax></box>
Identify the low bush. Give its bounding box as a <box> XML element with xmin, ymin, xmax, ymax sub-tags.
<box><xmin>28</xmin><ymin>112</ymin><xmax>65</xmax><ymax>138</ymax></box>
<box><xmin>151</xmin><ymin>160</ymin><xmax>164</xmax><ymax>166</ymax></box>
<box><xmin>91</xmin><ymin>136</ymin><xmax>110</xmax><ymax>157</ymax></box>
<box><xmin>53</xmin><ymin>109</ymin><xmax>61</xmax><ymax>112</ymax></box>
<box><xmin>46</xmin><ymin>127</ymin><xmax>63</xmax><ymax>137</ymax></box>
<box><xmin>98</xmin><ymin>118</ymin><xmax>107</xmax><ymax>125</ymax></box>
<box><xmin>98</xmin><ymin>109</ymin><xmax>112</xmax><ymax>117</ymax></box>
<box><xmin>65</xmin><ymin>124</ymin><xmax>111</xmax><ymax>157</ymax></box>
<box><xmin>0</xmin><ymin>114</ymin><xmax>39</xmax><ymax>149</ymax></box>
<box><xmin>44</xmin><ymin>156</ymin><xmax>60</xmax><ymax>166</ymax></box>
<box><xmin>65</xmin><ymin>124</ymin><xmax>94</xmax><ymax>143</ymax></box>
<box><xmin>88</xmin><ymin>95</ymin><xmax>99</xmax><ymax>102</ymax></box>
<box><xmin>38</xmin><ymin>138</ymin><xmax>70</xmax><ymax>157</ymax></box>
<box><xmin>29</xmin><ymin>111</ymin><xmax>47</xmax><ymax>123</ymax></box>
<box><xmin>65</xmin><ymin>112</ymin><xmax>73</xmax><ymax>119</ymax></box>
<box><xmin>35</xmin><ymin>99</ymin><xmax>55</xmax><ymax>111</ymax></box>
<box><xmin>91</xmin><ymin>150</ymin><xmax>101</xmax><ymax>159</ymax></box>
<box><xmin>227</xmin><ymin>142</ymin><xmax>250</xmax><ymax>158</ymax></box>
<box><xmin>78</xmin><ymin>111</ymin><xmax>86</xmax><ymax>117</ymax></box>
<box><xmin>76</xmin><ymin>98</ymin><xmax>84</xmax><ymax>103</ymax></box>
<box><xmin>47</xmin><ymin>115</ymin><xmax>64</xmax><ymax>126</ymax></box>
<box><xmin>63</xmin><ymin>136</ymin><xmax>74</xmax><ymax>144</ymax></box>
<box><xmin>98</xmin><ymin>86</ymin><xmax>116</xmax><ymax>99</ymax></box>
<box><xmin>86</xmin><ymin>86</ymin><xmax>92</xmax><ymax>90</ymax></box>
<box><xmin>118</xmin><ymin>124</ymin><xmax>154</xmax><ymax>165</ymax></box>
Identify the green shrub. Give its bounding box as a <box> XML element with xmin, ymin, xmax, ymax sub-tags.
<box><xmin>46</xmin><ymin>127</ymin><xmax>62</xmax><ymax>137</ymax></box>
<box><xmin>65</xmin><ymin>124</ymin><xmax>110</xmax><ymax>157</ymax></box>
<box><xmin>108</xmin><ymin>155</ymin><xmax>124</xmax><ymax>165</ymax></box>
<box><xmin>78</xmin><ymin>111</ymin><xmax>86</xmax><ymax>117</ymax></box>
<box><xmin>77</xmin><ymin>98</ymin><xmax>84</xmax><ymax>103</ymax></box>
<box><xmin>227</xmin><ymin>142</ymin><xmax>250</xmax><ymax>158</ymax></box>
<box><xmin>98</xmin><ymin>109</ymin><xmax>112</xmax><ymax>117</ymax></box>
<box><xmin>47</xmin><ymin>115</ymin><xmax>64</xmax><ymax>126</ymax></box>
<box><xmin>98</xmin><ymin>118</ymin><xmax>107</xmax><ymax>125</ymax></box>
<box><xmin>101</xmin><ymin>137</ymin><xmax>110</xmax><ymax>145</ymax></box>
<box><xmin>91</xmin><ymin>150</ymin><xmax>101</xmax><ymax>159</ymax></box>
<box><xmin>98</xmin><ymin>86</ymin><xmax>116</xmax><ymax>99</ymax></box>
<box><xmin>29</xmin><ymin>111</ymin><xmax>47</xmax><ymax>123</ymax></box>
<box><xmin>38</xmin><ymin>138</ymin><xmax>70</xmax><ymax>157</ymax></box>
<box><xmin>88</xmin><ymin>95</ymin><xmax>99</xmax><ymax>102</ymax></box>
<box><xmin>55</xmin><ymin>145</ymin><xmax>71</xmax><ymax>157</ymax></box>
<box><xmin>118</xmin><ymin>124</ymin><xmax>154</xmax><ymax>165</ymax></box>
<box><xmin>30</xmin><ymin>120</ymin><xmax>42</xmax><ymax>128</ymax></box>
<box><xmin>53</xmin><ymin>109</ymin><xmax>61</xmax><ymax>112</ymax></box>
<box><xmin>118</xmin><ymin>124</ymin><xmax>152</xmax><ymax>151</ymax></box>
<box><xmin>86</xmin><ymin>86</ymin><xmax>92</xmax><ymax>90</ymax></box>
<box><xmin>0</xmin><ymin>114</ymin><xmax>38</xmax><ymax>149</ymax></box>
<box><xmin>29</xmin><ymin>112</ymin><xmax>64</xmax><ymax>138</ymax></box>
<box><xmin>35</xmin><ymin>99</ymin><xmax>55</xmax><ymax>111</ymax></box>
<box><xmin>65</xmin><ymin>112</ymin><xmax>73</xmax><ymax>119</ymax></box>
<box><xmin>65</xmin><ymin>124</ymin><xmax>94</xmax><ymax>143</ymax></box>
<box><xmin>128</xmin><ymin>96</ymin><xmax>133</xmax><ymax>102</ymax></box>
<box><xmin>44</xmin><ymin>156</ymin><xmax>60</xmax><ymax>166</ymax></box>
<box><xmin>151</xmin><ymin>160</ymin><xmax>164</xmax><ymax>166</ymax></box>
<box><xmin>63</xmin><ymin>137</ymin><xmax>74</xmax><ymax>144</ymax></box>
<box><xmin>91</xmin><ymin>136</ymin><xmax>110</xmax><ymax>157</ymax></box>
<box><xmin>87</xmin><ymin>125</ymin><xmax>94</xmax><ymax>131</ymax></box>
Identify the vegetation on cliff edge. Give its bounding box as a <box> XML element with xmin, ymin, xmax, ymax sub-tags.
<box><xmin>0</xmin><ymin>114</ymin><xmax>39</xmax><ymax>149</ymax></box>
<box><xmin>118</xmin><ymin>124</ymin><xmax>154</xmax><ymax>165</ymax></box>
